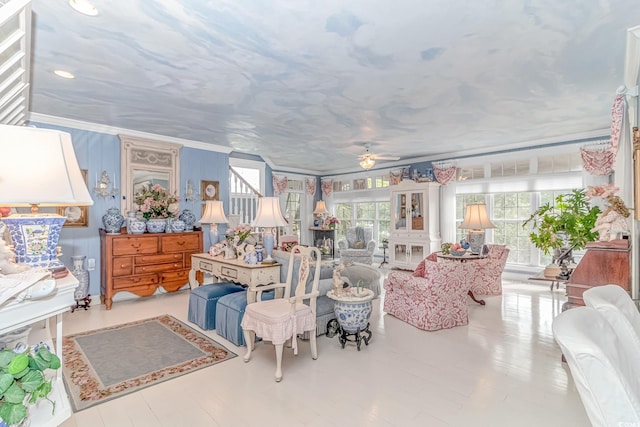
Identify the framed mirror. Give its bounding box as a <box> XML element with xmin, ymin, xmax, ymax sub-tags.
<box><xmin>120</xmin><ymin>135</ymin><xmax>181</xmax><ymax>214</ymax></box>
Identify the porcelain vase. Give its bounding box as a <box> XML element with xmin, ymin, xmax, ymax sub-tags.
<box><xmin>333</xmin><ymin>300</ymin><xmax>373</xmax><ymax>333</ymax></box>
<box><xmin>146</xmin><ymin>218</ymin><xmax>167</xmax><ymax>233</ymax></box>
<box><xmin>126</xmin><ymin>212</ymin><xmax>146</xmax><ymax>234</ymax></box>
<box><xmin>102</xmin><ymin>207</ymin><xmax>124</xmax><ymax>234</ymax></box>
<box><xmin>70</xmin><ymin>255</ymin><xmax>90</xmax><ymax>301</ymax></box>
<box><xmin>170</xmin><ymin>218</ymin><xmax>186</xmax><ymax>232</ymax></box>
<box><xmin>178</xmin><ymin>209</ymin><xmax>197</xmax><ymax>231</ymax></box>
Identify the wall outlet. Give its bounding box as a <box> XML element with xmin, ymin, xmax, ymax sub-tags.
<box><xmin>87</xmin><ymin>258</ymin><xmax>96</xmax><ymax>271</ymax></box>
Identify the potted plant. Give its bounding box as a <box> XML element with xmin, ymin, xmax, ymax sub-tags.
<box><xmin>523</xmin><ymin>189</ymin><xmax>601</xmax><ymax>271</ymax></box>
<box><xmin>0</xmin><ymin>346</ymin><xmax>61</xmax><ymax>426</ymax></box>
<box><xmin>381</xmin><ymin>238</ymin><xmax>389</xmax><ymax>248</ymax></box>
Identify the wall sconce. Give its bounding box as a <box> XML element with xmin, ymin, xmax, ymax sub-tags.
<box><xmin>93</xmin><ymin>170</ymin><xmax>119</xmax><ymax>199</ymax></box>
<box><xmin>184</xmin><ymin>179</ymin><xmax>197</xmax><ymax>202</ymax></box>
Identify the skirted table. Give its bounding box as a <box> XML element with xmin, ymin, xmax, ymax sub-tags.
<box><xmin>327</xmin><ymin>287</ymin><xmax>374</xmax><ymax>351</ymax></box>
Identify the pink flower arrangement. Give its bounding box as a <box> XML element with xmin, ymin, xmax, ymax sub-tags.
<box><xmin>324</xmin><ymin>216</ymin><xmax>340</xmax><ymax>228</ymax></box>
<box><xmin>133</xmin><ymin>184</ymin><xmax>179</xmax><ymax>219</ymax></box>
<box><xmin>225</xmin><ymin>223</ymin><xmax>253</xmax><ymax>243</ymax></box>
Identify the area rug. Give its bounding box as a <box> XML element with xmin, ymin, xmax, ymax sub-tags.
<box><xmin>62</xmin><ymin>314</ymin><xmax>236</xmax><ymax>411</ymax></box>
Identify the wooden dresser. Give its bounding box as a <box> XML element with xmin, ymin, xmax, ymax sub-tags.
<box><xmin>564</xmin><ymin>239</ymin><xmax>630</xmax><ymax>310</ymax></box>
<box><xmin>100</xmin><ymin>228</ymin><xmax>203</xmax><ymax>309</ymax></box>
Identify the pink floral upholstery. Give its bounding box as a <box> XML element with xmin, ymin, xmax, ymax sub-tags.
<box><xmin>469</xmin><ymin>244</ymin><xmax>509</xmax><ymax>296</ymax></box>
<box><xmin>383</xmin><ymin>261</ymin><xmax>477</xmax><ymax>331</ymax></box>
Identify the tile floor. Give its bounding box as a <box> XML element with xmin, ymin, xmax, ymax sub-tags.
<box><xmin>59</xmin><ymin>278</ymin><xmax>589</xmax><ymax>427</ymax></box>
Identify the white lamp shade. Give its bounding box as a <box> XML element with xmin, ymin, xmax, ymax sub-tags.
<box><xmin>313</xmin><ymin>200</ymin><xmax>329</xmax><ymax>215</ymax></box>
<box><xmin>459</xmin><ymin>203</ymin><xmax>496</xmax><ymax>230</ymax></box>
<box><xmin>0</xmin><ymin>125</ymin><xmax>93</xmax><ymax>207</ymax></box>
<box><xmin>199</xmin><ymin>200</ymin><xmax>228</xmax><ymax>224</ymax></box>
<box><xmin>251</xmin><ymin>197</ymin><xmax>287</xmax><ymax>227</ymax></box>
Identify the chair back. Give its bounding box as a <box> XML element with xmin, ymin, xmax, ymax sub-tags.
<box><xmin>552</xmin><ymin>307</ymin><xmax>640</xmax><ymax>426</ymax></box>
<box><xmin>583</xmin><ymin>285</ymin><xmax>640</xmax><ymax>355</ymax></box>
<box><xmin>346</xmin><ymin>227</ymin><xmax>373</xmax><ymax>248</ymax></box>
<box><xmin>283</xmin><ymin>245</ymin><xmax>321</xmax><ymax>302</ymax></box>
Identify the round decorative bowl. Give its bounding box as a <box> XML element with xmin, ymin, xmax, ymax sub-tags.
<box><xmin>127</xmin><ymin>218</ymin><xmax>146</xmax><ymax>234</ymax></box>
<box><xmin>170</xmin><ymin>219</ymin><xmax>186</xmax><ymax>232</ymax></box>
<box><xmin>146</xmin><ymin>218</ymin><xmax>167</xmax><ymax>233</ymax></box>
<box><xmin>449</xmin><ymin>249</ymin><xmax>466</xmax><ymax>257</ymax></box>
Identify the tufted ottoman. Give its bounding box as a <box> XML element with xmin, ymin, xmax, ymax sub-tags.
<box><xmin>188</xmin><ymin>282</ymin><xmax>245</xmax><ymax>330</ymax></box>
<box><xmin>215</xmin><ymin>290</ymin><xmax>274</xmax><ymax>346</ymax></box>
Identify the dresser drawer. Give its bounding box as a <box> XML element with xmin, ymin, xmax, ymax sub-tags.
<box><xmin>161</xmin><ymin>234</ymin><xmax>201</xmax><ymax>252</ymax></box>
<box><xmin>113</xmin><ymin>236</ymin><xmax>158</xmax><ymax>255</ymax></box>
<box><xmin>136</xmin><ymin>253</ymin><xmax>184</xmax><ymax>265</ymax></box>
<box><xmin>135</xmin><ymin>262</ymin><xmax>183</xmax><ymax>275</ymax></box>
<box><xmin>112</xmin><ymin>257</ymin><xmax>133</xmax><ymax>277</ymax></box>
<box><xmin>161</xmin><ymin>269</ymin><xmax>190</xmax><ymax>283</ymax></box>
<box><xmin>113</xmin><ymin>274</ymin><xmax>158</xmax><ymax>290</ymax></box>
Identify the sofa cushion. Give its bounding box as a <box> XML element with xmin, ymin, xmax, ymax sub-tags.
<box><xmin>352</xmin><ymin>240</ymin><xmax>365</xmax><ymax>249</ymax></box>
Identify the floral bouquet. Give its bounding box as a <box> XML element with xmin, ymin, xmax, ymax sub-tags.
<box><xmin>133</xmin><ymin>184</ymin><xmax>179</xmax><ymax>220</ymax></box>
<box><xmin>324</xmin><ymin>216</ymin><xmax>339</xmax><ymax>228</ymax></box>
<box><xmin>225</xmin><ymin>223</ymin><xmax>253</xmax><ymax>244</ymax></box>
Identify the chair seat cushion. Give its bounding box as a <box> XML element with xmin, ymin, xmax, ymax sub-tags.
<box><xmin>242</xmin><ymin>299</ymin><xmax>316</xmax><ymax>345</ymax></box>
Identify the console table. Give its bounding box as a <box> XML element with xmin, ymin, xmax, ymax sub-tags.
<box><xmin>0</xmin><ymin>274</ymin><xmax>77</xmax><ymax>427</ymax></box>
<box><xmin>189</xmin><ymin>254</ymin><xmax>281</xmax><ymax>300</ymax></box>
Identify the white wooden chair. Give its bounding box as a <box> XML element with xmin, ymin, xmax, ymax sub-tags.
<box><xmin>241</xmin><ymin>245</ymin><xmax>321</xmax><ymax>382</ymax></box>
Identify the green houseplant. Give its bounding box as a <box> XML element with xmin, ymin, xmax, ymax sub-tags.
<box><xmin>0</xmin><ymin>346</ymin><xmax>61</xmax><ymax>425</ymax></box>
<box><xmin>523</xmin><ymin>189</ymin><xmax>601</xmax><ymax>256</ymax></box>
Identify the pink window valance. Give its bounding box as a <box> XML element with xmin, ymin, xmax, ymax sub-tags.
<box><xmin>433</xmin><ymin>164</ymin><xmax>457</xmax><ymax>185</ymax></box>
<box><xmin>321</xmin><ymin>179</ymin><xmax>333</xmax><ymax>197</ymax></box>
<box><xmin>580</xmin><ymin>93</ymin><xmax>625</xmax><ymax>176</ymax></box>
<box><xmin>273</xmin><ymin>175</ymin><xmax>288</xmax><ymax>195</ymax></box>
<box><xmin>305</xmin><ymin>177</ymin><xmax>316</xmax><ymax>196</ymax></box>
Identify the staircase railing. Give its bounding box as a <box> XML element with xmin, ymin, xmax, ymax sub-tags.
<box><xmin>229</xmin><ymin>166</ymin><xmax>262</xmax><ymax>226</ymax></box>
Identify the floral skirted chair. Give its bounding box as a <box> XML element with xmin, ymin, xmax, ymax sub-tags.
<box><xmin>337</xmin><ymin>227</ymin><xmax>376</xmax><ymax>264</ymax></box>
<box><xmin>383</xmin><ymin>254</ymin><xmax>477</xmax><ymax>331</ymax></box>
<box><xmin>468</xmin><ymin>244</ymin><xmax>509</xmax><ymax>296</ymax></box>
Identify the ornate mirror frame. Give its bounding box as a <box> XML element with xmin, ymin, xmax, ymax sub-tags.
<box><xmin>120</xmin><ymin>135</ymin><xmax>181</xmax><ymax>214</ymax></box>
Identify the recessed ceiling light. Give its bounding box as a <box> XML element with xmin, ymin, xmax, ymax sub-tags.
<box><xmin>69</xmin><ymin>0</ymin><xmax>98</xmax><ymax>16</ymax></box>
<box><xmin>54</xmin><ymin>70</ymin><xmax>75</xmax><ymax>79</ymax></box>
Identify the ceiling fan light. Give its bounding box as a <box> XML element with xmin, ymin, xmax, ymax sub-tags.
<box><xmin>360</xmin><ymin>157</ymin><xmax>375</xmax><ymax>169</ymax></box>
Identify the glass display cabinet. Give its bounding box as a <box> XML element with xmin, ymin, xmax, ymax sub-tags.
<box><xmin>389</xmin><ymin>180</ymin><xmax>441</xmax><ymax>270</ymax></box>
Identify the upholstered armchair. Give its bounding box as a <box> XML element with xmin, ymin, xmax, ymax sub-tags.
<box><xmin>337</xmin><ymin>227</ymin><xmax>376</xmax><ymax>264</ymax></box>
<box><xmin>383</xmin><ymin>259</ymin><xmax>477</xmax><ymax>331</ymax></box>
<box><xmin>469</xmin><ymin>244</ymin><xmax>509</xmax><ymax>296</ymax></box>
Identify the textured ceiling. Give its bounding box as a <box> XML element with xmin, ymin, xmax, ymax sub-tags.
<box><xmin>29</xmin><ymin>0</ymin><xmax>638</xmax><ymax>173</ymax></box>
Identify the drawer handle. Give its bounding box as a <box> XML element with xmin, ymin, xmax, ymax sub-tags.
<box><xmin>173</xmin><ymin>264</ymin><xmax>180</xmax><ymax>267</ymax></box>
<box><xmin>132</xmin><ymin>278</ymin><xmax>141</xmax><ymax>283</ymax></box>
<box><xmin>131</xmin><ymin>243</ymin><xmax>141</xmax><ymax>249</ymax></box>
<box><xmin>120</xmin><ymin>264</ymin><xmax>127</xmax><ymax>268</ymax></box>
<box><xmin>176</xmin><ymin>241</ymin><xmax>186</xmax><ymax>246</ymax></box>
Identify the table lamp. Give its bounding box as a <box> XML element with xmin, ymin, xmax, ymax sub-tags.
<box><xmin>198</xmin><ymin>200</ymin><xmax>228</xmax><ymax>247</ymax></box>
<box><xmin>313</xmin><ymin>200</ymin><xmax>328</xmax><ymax>226</ymax></box>
<box><xmin>0</xmin><ymin>125</ymin><xmax>94</xmax><ymax>268</ymax></box>
<box><xmin>252</xmin><ymin>197</ymin><xmax>287</xmax><ymax>264</ymax></box>
<box><xmin>459</xmin><ymin>203</ymin><xmax>495</xmax><ymax>254</ymax></box>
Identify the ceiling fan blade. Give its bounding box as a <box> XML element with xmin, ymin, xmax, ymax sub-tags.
<box><xmin>372</xmin><ymin>155</ymin><xmax>400</xmax><ymax>161</ymax></box>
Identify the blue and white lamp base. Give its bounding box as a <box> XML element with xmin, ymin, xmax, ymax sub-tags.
<box><xmin>2</xmin><ymin>214</ymin><xmax>66</xmax><ymax>269</ymax></box>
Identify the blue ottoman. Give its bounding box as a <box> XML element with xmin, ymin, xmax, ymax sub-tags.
<box><xmin>188</xmin><ymin>283</ymin><xmax>245</xmax><ymax>330</ymax></box>
<box><xmin>216</xmin><ymin>290</ymin><xmax>274</xmax><ymax>346</ymax></box>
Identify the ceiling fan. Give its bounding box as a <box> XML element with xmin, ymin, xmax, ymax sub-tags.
<box><xmin>357</xmin><ymin>144</ymin><xmax>400</xmax><ymax>169</ymax></box>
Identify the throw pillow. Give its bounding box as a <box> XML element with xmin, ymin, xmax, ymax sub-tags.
<box><xmin>352</xmin><ymin>240</ymin><xmax>365</xmax><ymax>249</ymax></box>
<box><xmin>412</xmin><ymin>259</ymin><xmax>430</xmax><ymax>277</ymax></box>
<box><xmin>281</xmin><ymin>242</ymin><xmax>297</xmax><ymax>252</ymax></box>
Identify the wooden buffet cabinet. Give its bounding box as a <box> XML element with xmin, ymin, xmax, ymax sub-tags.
<box><xmin>100</xmin><ymin>229</ymin><xmax>203</xmax><ymax>309</ymax></box>
<box><xmin>564</xmin><ymin>239</ymin><xmax>630</xmax><ymax>310</ymax></box>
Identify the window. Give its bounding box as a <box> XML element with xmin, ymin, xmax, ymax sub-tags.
<box><xmin>335</xmin><ymin>201</ymin><xmax>390</xmax><ymax>248</ymax></box>
<box><xmin>456</xmin><ymin>189</ymin><xmax>573</xmax><ymax>266</ymax></box>
<box><xmin>284</xmin><ymin>191</ymin><xmax>301</xmax><ymax>238</ymax></box>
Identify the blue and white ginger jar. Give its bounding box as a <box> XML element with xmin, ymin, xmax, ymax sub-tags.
<box><xmin>178</xmin><ymin>209</ymin><xmax>197</xmax><ymax>231</ymax></box>
<box><xmin>102</xmin><ymin>207</ymin><xmax>124</xmax><ymax>234</ymax></box>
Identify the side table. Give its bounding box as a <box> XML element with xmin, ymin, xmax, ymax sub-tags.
<box><xmin>327</xmin><ymin>288</ymin><xmax>374</xmax><ymax>351</ymax></box>
<box><xmin>379</xmin><ymin>245</ymin><xmax>388</xmax><ymax>268</ymax></box>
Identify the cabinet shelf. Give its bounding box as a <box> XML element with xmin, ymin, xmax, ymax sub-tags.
<box><xmin>0</xmin><ymin>274</ymin><xmax>77</xmax><ymax>427</ymax></box>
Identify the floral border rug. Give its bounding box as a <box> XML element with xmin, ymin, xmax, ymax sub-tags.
<box><xmin>62</xmin><ymin>314</ymin><xmax>236</xmax><ymax>411</ymax></box>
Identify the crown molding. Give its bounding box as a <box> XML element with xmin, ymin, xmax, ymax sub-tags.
<box><xmin>27</xmin><ymin>113</ymin><xmax>233</xmax><ymax>154</ymax></box>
